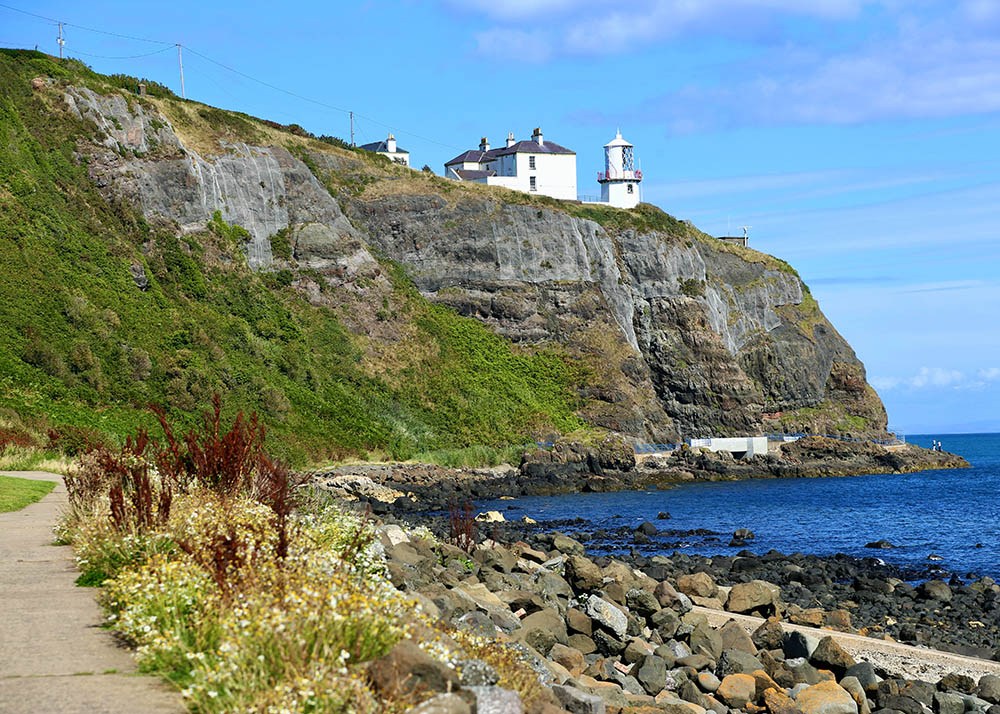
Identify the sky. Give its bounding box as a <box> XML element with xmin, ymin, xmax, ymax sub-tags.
<box><xmin>4</xmin><ymin>0</ymin><xmax>999</xmax><ymax>433</ymax></box>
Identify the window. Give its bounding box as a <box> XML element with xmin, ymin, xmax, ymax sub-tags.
<box><xmin>529</xmin><ymin>156</ymin><xmax>536</xmax><ymax>169</ymax></box>
<box><xmin>627</xmin><ymin>184</ymin><xmax>634</xmax><ymax>194</ymax></box>
<box><xmin>529</xmin><ymin>176</ymin><xmax>537</xmax><ymax>191</ymax></box>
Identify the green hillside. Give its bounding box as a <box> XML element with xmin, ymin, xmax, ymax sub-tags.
<box><xmin>0</xmin><ymin>49</ymin><xmax>585</xmax><ymax>464</ymax></box>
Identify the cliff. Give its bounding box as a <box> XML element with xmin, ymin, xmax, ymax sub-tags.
<box><xmin>0</xmin><ymin>50</ymin><xmax>888</xmax><ymax>461</ymax></box>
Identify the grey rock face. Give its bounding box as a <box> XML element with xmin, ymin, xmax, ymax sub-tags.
<box><xmin>68</xmin><ymin>82</ymin><xmax>886</xmax><ymax>441</ymax></box>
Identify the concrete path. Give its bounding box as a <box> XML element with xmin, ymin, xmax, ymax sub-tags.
<box><xmin>0</xmin><ymin>471</ymin><xmax>183</xmax><ymax>713</ymax></box>
<box><xmin>695</xmin><ymin>605</ymin><xmax>1000</xmax><ymax>683</ymax></box>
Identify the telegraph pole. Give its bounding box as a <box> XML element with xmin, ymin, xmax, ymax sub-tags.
<box><xmin>176</xmin><ymin>44</ymin><xmax>186</xmax><ymax>99</ymax></box>
<box><xmin>350</xmin><ymin>111</ymin><xmax>355</xmax><ymax>147</ymax></box>
<box><xmin>57</xmin><ymin>22</ymin><xmax>64</xmax><ymax>59</ymax></box>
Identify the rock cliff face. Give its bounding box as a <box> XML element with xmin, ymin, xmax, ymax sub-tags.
<box><xmin>64</xmin><ymin>85</ymin><xmax>887</xmax><ymax>442</ymax></box>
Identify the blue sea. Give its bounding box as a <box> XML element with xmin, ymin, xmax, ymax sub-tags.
<box><xmin>480</xmin><ymin>433</ymin><xmax>1000</xmax><ymax>580</ymax></box>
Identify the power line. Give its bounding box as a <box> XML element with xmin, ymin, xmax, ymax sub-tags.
<box><xmin>69</xmin><ymin>46</ymin><xmax>173</xmax><ymax>60</ymax></box>
<box><xmin>0</xmin><ymin>1</ymin><xmax>463</xmax><ymax>152</ymax></box>
<box><xmin>0</xmin><ymin>2</ymin><xmax>171</xmax><ymax>45</ymax></box>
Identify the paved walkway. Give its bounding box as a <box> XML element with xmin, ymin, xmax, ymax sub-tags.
<box><xmin>0</xmin><ymin>471</ymin><xmax>182</xmax><ymax>713</ymax></box>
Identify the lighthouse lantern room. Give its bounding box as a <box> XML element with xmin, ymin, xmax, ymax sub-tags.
<box><xmin>597</xmin><ymin>130</ymin><xmax>642</xmax><ymax>209</ymax></box>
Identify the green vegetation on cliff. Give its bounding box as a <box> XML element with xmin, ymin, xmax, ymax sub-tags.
<box><xmin>0</xmin><ymin>50</ymin><xmax>583</xmax><ymax>463</ymax></box>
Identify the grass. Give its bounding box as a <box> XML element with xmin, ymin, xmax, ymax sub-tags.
<box><xmin>0</xmin><ymin>49</ymin><xmax>589</xmax><ymax>466</ymax></box>
<box><xmin>57</xmin><ymin>405</ymin><xmax>547</xmax><ymax>713</ymax></box>
<box><xmin>0</xmin><ymin>474</ymin><xmax>55</xmax><ymax>512</ymax></box>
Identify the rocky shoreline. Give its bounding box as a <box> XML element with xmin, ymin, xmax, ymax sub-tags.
<box><xmin>356</xmin><ymin>504</ymin><xmax>1000</xmax><ymax>714</ymax></box>
<box><xmin>314</xmin><ymin>438</ymin><xmax>968</xmax><ymax>515</ymax></box>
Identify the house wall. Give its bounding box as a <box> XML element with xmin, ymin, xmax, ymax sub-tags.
<box><xmin>515</xmin><ymin>151</ymin><xmax>576</xmax><ymax>201</ymax></box>
<box><xmin>378</xmin><ymin>151</ymin><xmax>410</xmax><ymax>166</ymax></box>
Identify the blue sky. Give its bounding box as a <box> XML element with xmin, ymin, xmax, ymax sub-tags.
<box><xmin>4</xmin><ymin>0</ymin><xmax>999</xmax><ymax>433</ymax></box>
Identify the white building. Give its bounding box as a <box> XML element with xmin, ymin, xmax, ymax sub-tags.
<box><xmin>444</xmin><ymin>128</ymin><xmax>577</xmax><ymax>201</ymax></box>
<box><xmin>596</xmin><ymin>131</ymin><xmax>642</xmax><ymax>209</ymax></box>
<box><xmin>360</xmin><ymin>133</ymin><xmax>410</xmax><ymax>166</ymax></box>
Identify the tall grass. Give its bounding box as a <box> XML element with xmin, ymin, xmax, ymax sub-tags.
<box><xmin>410</xmin><ymin>444</ymin><xmax>524</xmax><ymax>469</ymax></box>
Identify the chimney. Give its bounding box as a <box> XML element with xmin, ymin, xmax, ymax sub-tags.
<box><xmin>479</xmin><ymin>136</ymin><xmax>490</xmax><ymax>152</ymax></box>
<box><xmin>532</xmin><ymin>127</ymin><xmax>543</xmax><ymax>146</ymax></box>
<box><xmin>387</xmin><ymin>132</ymin><xmax>397</xmax><ymax>153</ymax></box>
<box><xmin>506</xmin><ymin>132</ymin><xmax>515</xmax><ymax>148</ymax></box>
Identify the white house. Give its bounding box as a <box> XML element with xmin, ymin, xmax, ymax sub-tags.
<box><xmin>596</xmin><ymin>131</ymin><xmax>642</xmax><ymax>209</ymax></box>
<box><xmin>444</xmin><ymin>128</ymin><xmax>577</xmax><ymax>201</ymax></box>
<box><xmin>360</xmin><ymin>133</ymin><xmax>410</xmax><ymax>166</ymax></box>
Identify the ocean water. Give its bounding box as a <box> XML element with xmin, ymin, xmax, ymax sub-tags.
<box><xmin>479</xmin><ymin>433</ymin><xmax>1000</xmax><ymax>579</ymax></box>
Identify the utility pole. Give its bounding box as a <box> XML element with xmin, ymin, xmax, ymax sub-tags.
<box><xmin>350</xmin><ymin>111</ymin><xmax>355</xmax><ymax>147</ymax></box>
<box><xmin>176</xmin><ymin>44</ymin><xmax>185</xmax><ymax>99</ymax></box>
<box><xmin>57</xmin><ymin>22</ymin><xmax>64</xmax><ymax>59</ymax></box>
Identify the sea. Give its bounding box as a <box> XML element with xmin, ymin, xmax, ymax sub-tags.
<box><xmin>478</xmin><ymin>433</ymin><xmax>1000</xmax><ymax>580</ymax></box>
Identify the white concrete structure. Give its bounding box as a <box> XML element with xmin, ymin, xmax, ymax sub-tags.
<box><xmin>689</xmin><ymin>436</ymin><xmax>768</xmax><ymax>458</ymax></box>
<box><xmin>444</xmin><ymin>128</ymin><xmax>577</xmax><ymax>201</ymax></box>
<box><xmin>597</xmin><ymin>131</ymin><xmax>641</xmax><ymax>208</ymax></box>
<box><xmin>360</xmin><ymin>133</ymin><xmax>410</xmax><ymax>166</ymax></box>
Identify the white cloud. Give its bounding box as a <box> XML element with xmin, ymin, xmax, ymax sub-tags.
<box><xmin>871</xmin><ymin>367</ymin><xmax>967</xmax><ymax>391</ymax></box>
<box><xmin>979</xmin><ymin>367</ymin><xmax>1000</xmax><ymax>380</ymax></box>
<box><xmin>452</xmin><ymin>0</ymin><xmax>875</xmax><ymax>61</ymax></box>
<box><xmin>910</xmin><ymin>367</ymin><xmax>965</xmax><ymax>388</ymax></box>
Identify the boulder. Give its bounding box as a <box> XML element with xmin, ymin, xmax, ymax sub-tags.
<box><xmin>586</xmin><ymin>596</ymin><xmax>628</xmax><ymax>638</ymax></box>
<box><xmin>784</xmin><ymin>630</ymin><xmax>821</xmax><ymax>660</ymax></box>
<box><xmin>655</xmin><ymin>580</ymin><xmax>693</xmax><ymax>613</ymax></box>
<box><xmin>565</xmin><ymin>555</ymin><xmax>603</xmax><ymax>592</ymax></box>
<box><xmin>549</xmin><ymin>643</ymin><xmax>586</xmax><ymax>677</ymax></box>
<box><xmin>796</xmin><ymin>681</ymin><xmax>859</xmax><ymax>714</ymax></box>
<box><xmin>844</xmin><ymin>662</ymin><xmax>879</xmax><ymax>694</ymax></box>
<box><xmin>976</xmin><ymin>675</ymin><xmax>1000</xmax><ymax>704</ymax></box>
<box><xmin>367</xmin><ymin>639</ymin><xmax>460</xmax><ymax>698</ymax></box>
<box><xmin>840</xmin><ymin>677</ymin><xmax>871</xmax><ymax>714</ymax></box>
<box><xmin>552</xmin><ymin>534</ymin><xmax>586</xmax><ymax>556</ymax></box>
<box><xmin>753</xmin><ymin>619</ymin><xmax>786</xmax><ymax>651</ymax></box>
<box><xmin>934</xmin><ymin>692</ymin><xmax>966</xmax><ymax>714</ymax></box>
<box><xmin>937</xmin><ymin>673</ymin><xmax>976</xmax><ymax>694</ymax></box>
<box><xmin>552</xmin><ymin>684</ymin><xmax>607</xmax><ymax>714</ymax></box>
<box><xmin>697</xmin><ymin>672</ymin><xmax>721</xmax><ymax>693</ymax></box>
<box><xmin>637</xmin><ymin>655</ymin><xmax>669</xmax><ymax>695</ymax></box>
<box><xmin>918</xmin><ymin>579</ymin><xmax>952</xmax><ymax>602</ymax></box>
<box><xmin>678</xmin><ymin>572</ymin><xmax>718</xmax><ymax>599</ymax></box>
<box><xmin>515</xmin><ymin>608</ymin><xmax>567</xmax><ymax>655</ymax></box>
<box><xmin>727</xmin><ymin>580</ymin><xmax>781</xmax><ymax>614</ymax></box>
<box><xmin>475</xmin><ymin>510</ymin><xmax>506</xmax><ymax>522</ymax></box>
<box><xmin>651</xmin><ymin>607</ymin><xmax>681</xmax><ymax>639</ymax></box>
<box><xmin>689</xmin><ymin>624</ymin><xmax>723</xmax><ymax>660</ymax></box>
<box><xmin>809</xmin><ymin>637</ymin><xmax>855</xmax><ymax>676</ymax></box>
<box><xmin>719</xmin><ymin>619</ymin><xmax>758</xmax><ymax>654</ymax></box>
<box><xmin>718</xmin><ymin>674</ymin><xmax>757</xmax><ymax>708</ymax></box>
<box><xmin>568</xmin><ymin>634</ymin><xmax>597</xmax><ymax>655</ymax></box>
<box><xmin>463</xmin><ymin>686</ymin><xmax>523</xmax><ymax>714</ymax></box>
<box><xmin>408</xmin><ymin>693</ymin><xmax>472</xmax><ymax>714</ymax></box>
<box><xmin>716</xmin><ymin>649</ymin><xmax>765</xmax><ymax>677</ymax></box>
<box><xmin>627</xmin><ymin>588</ymin><xmax>661</xmax><ymax>618</ymax></box>
<box><xmin>765</xmin><ymin>687</ymin><xmax>807</xmax><ymax>714</ymax></box>
<box><xmin>567</xmin><ymin>608</ymin><xmax>593</xmax><ymax>636</ymax></box>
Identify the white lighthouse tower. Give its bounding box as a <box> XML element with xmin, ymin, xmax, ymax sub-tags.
<box><xmin>598</xmin><ymin>130</ymin><xmax>641</xmax><ymax>209</ymax></box>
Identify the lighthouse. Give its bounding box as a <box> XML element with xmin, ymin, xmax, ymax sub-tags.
<box><xmin>597</xmin><ymin>130</ymin><xmax>641</xmax><ymax>209</ymax></box>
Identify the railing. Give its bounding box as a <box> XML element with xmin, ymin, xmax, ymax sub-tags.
<box><xmin>577</xmin><ymin>194</ymin><xmax>601</xmax><ymax>203</ymax></box>
<box><xmin>764</xmin><ymin>433</ymin><xmax>906</xmax><ymax>446</ymax></box>
<box><xmin>597</xmin><ymin>169</ymin><xmax>641</xmax><ymax>182</ymax></box>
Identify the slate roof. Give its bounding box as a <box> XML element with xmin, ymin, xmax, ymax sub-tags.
<box><xmin>360</xmin><ymin>140</ymin><xmax>408</xmax><ymax>154</ymax></box>
<box><xmin>445</xmin><ymin>139</ymin><xmax>575</xmax><ymax>166</ymax></box>
<box><xmin>453</xmin><ymin>169</ymin><xmax>497</xmax><ymax>180</ymax></box>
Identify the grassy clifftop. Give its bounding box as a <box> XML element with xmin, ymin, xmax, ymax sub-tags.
<box><xmin>0</xmin><ymin>50</ymin><xmax>587</xmax><ymax>464</ymax></box>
